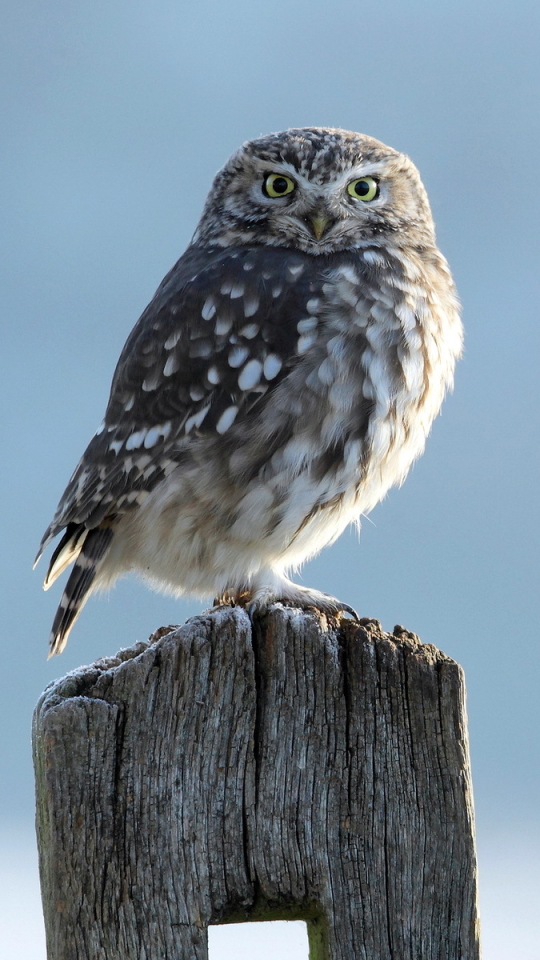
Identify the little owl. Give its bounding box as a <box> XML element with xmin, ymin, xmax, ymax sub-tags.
<box><xmin>36</xmin><ymin>127</ymin><xmax>463</xmax><ymax>656</ymax></box>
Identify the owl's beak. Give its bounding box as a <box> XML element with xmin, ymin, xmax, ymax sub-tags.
<box><xmin>307</xmin><ymin>213</ymin><xmax>331</xmax><ymax>241</ymax></box>
<box><xmin>302</xmin><ymin>206</ymin><xmax>336</xmax><ymax>240</ymax></box>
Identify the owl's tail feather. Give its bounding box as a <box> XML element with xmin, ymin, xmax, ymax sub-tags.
<box><xmin>43</xmin><ymin>523</ymin><xmax>88</xmax><ymax>589</ymax></box>
<box><xmin>48</xmin><ymin>526</ymin><xmax>114</xmax><ymax>658</ymax></box>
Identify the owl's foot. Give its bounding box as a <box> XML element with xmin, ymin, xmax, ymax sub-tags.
<box><xmin>215</xmin><ymin>575</ymin><xmax>358</xmax><ymax>621</ymax></box>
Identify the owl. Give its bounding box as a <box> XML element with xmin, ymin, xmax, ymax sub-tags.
<box><xmin>36</xmin><ymin>127</ymin><xmax>463</xmax><ymax>656</ymax></box>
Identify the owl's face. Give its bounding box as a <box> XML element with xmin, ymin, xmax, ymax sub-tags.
<box><xmin>194</xmin><ymin>127</ymin><xmax>435</xmax><ymax>255</ymax></box>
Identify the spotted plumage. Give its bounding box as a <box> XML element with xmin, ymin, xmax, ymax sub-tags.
<box><xmin>36</xmin><ymin>127</ymin><xmax>462</xmax><ymax>656</ymax></box>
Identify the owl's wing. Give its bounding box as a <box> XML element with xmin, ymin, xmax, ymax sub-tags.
<box><xmin>36</xmin><ymin>244</ymin><xmax>321</xmax><ymax>565</ymax></box>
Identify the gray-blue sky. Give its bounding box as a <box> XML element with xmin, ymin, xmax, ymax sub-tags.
<box><xmin>2</xmin><ymin>0</ymin><xmax>539</xmax><ymax>954</ymax></box>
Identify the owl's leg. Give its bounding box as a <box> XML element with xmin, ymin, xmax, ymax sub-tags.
<box><xmin>230</xmin><ymin>569</ymin><xmax>358</xmax><ymax>621</ymax></box>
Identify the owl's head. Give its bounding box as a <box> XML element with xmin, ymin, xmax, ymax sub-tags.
<box><xmin>193</xmin><ymin>127</ymin><xmax>436</xmax><ymax>255</ymax></box>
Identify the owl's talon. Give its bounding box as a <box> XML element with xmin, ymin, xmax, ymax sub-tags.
<box><xmin>338</xmin><ymin>603</ymin><xmax>360</xmax><ymax>621</ymax></box>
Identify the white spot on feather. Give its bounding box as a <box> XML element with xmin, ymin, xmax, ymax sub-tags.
<box><xmin>239</xmin><ymin>323</ymin><xmax>259</xmax><ymax>339</ymax></box>
<box><xmin>144</xmin><ymin>422</ymin><xmax>171</xmax><ymax>449</ymax></box>
<box><xmin>228</xmin><ymin>345</ymin><xmax>249</xmax><ymax>368</ymax></box>
<box><xmin>126</xmin><ymin>429</ymin><xmax>147</xmax><ymax>451</ymax></box>
<box><xmin>229</xmin><ymin>281</ymin><xmax>244</xmax><ymax>299</ymax></box>
<box><xmin>243</xmin><ymin>295</ymin><xmax>259</xmax><ymax>317</ymax></box>
<box><xmin>207</xmin><ymin>365</ymin><xmax>220</xmax><ymax>384</ymax></box>
<box><xmin>201</xmin><ymin>297</ymin><xmax>216</xmax><ymax>321</ymax></box>
<box><xmin>143</xmin><ymin>374</ymin><xmax>160</xmax><ymax>392</ymax></box>
<box><xmin>164</xmin><ymin>330</ymin><xmax>181</xmax><ymax>349</ymax></box>
<box><xmin>395</xmin><ymin>301</ymin><xmax>418</xmax><ymax>331</ymax></box>
<box><xmin>215</xmin><ymin>316</ymin><xmax>232</xmax><ymax>335</ymax></box>
<box><xmin>263</xmin><ymin>354</ymin><xmax>282</xmax><ymax>380</ymax></box>
<box><xmin>163</xmin><ymin>354</ymin><xmax>179</xmax><ymax>377</ymax></box>
<box><xmin>185</xmin><ymin>405</ymin><xmax>210</xmax><ymax>433</ymax></box>
<box><xmin>238</xmin><ymin>359</ymin><xmax>262</xmax><ymax>390</ymax></box>
<box><xmin>288</xmin><ymin>263</ymin><xmax>304</xmax><ymax>278</ymax></box>
<box><xmin>362</xmin><ymin>249</ymin><xmax>386</xmax><ymax>268</ymax></box>
<box><xmin>317</xmin><ymin>358</ymin><xmax>335</xmax><ymax>385</ymax></box>
<box><xmin>297</xmin><ymin>317</ymin><xmax>317</xmax><ymax>333</ymax></box>
<box><xmin>297</xmin><ymin>332</ymin><xmax>317</xmax><ymax>354</ymax></box>
<box><xmin>109</xmin><ymin>439</ymin><xmax>123</xmax><ymax>455</ymax></box>
<box><xmin>336</xmin><ymin>264</ymin><xmax>360</xmax><ymax>284</ymax></box>
<box><xmin>216</xmin><ymin>405</ymin><xmax>238</xmax><ymax>434</ymax></box>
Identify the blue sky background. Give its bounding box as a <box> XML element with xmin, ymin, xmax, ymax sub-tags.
<box><xmin>1</xmin><ymin>1</ymin><xmax>539</xmax><ymax>956</ymax></box>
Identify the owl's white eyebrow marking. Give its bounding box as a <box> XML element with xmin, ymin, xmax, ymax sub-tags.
<box><xmin>185</xmin><ymin>405</ymin><xmax>210</xmax><ymax>434</ymax></box>
<box><xmin>297</xmin><ymin>317</ymin><xmax>317</xmax><ymax>333</ymax></box>
<box><xmin>263</xmin><ymin>354</ymin><xmax>282</xmax><ymax>380</ymax></box>
<box><xmin>243</xmin><ymin>295</ymin><xmax>259</xmax><ymax>317</ymax></box>
<box><xmin>228</xmin><ymin>345</ymin><xmax>249</xmax><ymax>368</ymax></box>
<box><xmin>207</xmin><ymin>365</ymin><xmax>221</xmax><ymax>384</ymax></box>
<box><xmin>297</xmin><ymin>332</ymin><xmax>318</xmax><ymax>354</ymax></box>
<box><xmin>125</xmin><ymin>429</ymin><xmax>148</xmax><ymax>450</ymax></box>
<box><xmin>239</xmin><ymin>323</ymin><xmax>259</xmax><ymax>339</ymax></box>
<box><xmin>201</xmin><ymin>297</ymin><xmax>217</xmax><ymax>321</ymax></box>
<box><xmin>216</xmin><ymin>405</ymin><xmax>238</xmax><ymax>433</ymax></box>
<box><xmin>164</xmin><ymin>330</ymin><xmax>181</xmax><ymax>350</ymax></box>
<box><xmin>163</xmin><ymin>354</ymin><xmax>179</xmax><ymax>377</ymax></box>
<box><xmin>238</xmin><ymin>359</ymin><xmax>262</xmax><ymax>390</ymax></box>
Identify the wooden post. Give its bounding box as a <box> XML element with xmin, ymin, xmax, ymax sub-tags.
<box><xmin>33</xmin><ymin>606</ymin><xmax>480</xmax><ymax>959</ymax></box>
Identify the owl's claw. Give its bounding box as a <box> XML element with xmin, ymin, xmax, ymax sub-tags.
<box><xmin>218</xmin><ymin>580</ymin><xmax>359</xmax><ymax>622</ymax></box>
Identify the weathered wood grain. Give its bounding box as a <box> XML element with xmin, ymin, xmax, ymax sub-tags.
<box><xmin>33</xmin><ymin>606</ymin><xmax>480</xmax><ymax>959</ymax></box>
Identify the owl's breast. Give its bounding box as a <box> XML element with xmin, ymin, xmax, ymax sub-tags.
<box><xmin>269</xmin><ymin>246</ymin><xmax>462</xmax><ymax>512</ymax></box>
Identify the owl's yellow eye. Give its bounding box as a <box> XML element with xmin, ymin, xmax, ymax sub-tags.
<box><xmin>263</xmin><ymin>173</ymin><xmax>296</xmax><ymax>198</ymax></box>
<box><xmin>347</xmin><ymin>177</ymin><xmax>379</xmax><ymax>201</ymax></box>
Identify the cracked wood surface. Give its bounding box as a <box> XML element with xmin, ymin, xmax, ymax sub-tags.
<box><xmin>33</xmin><ymin>606</ymin><xmax>480</xmax><ymax>959</ymax></box>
